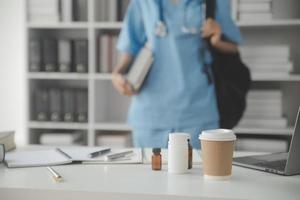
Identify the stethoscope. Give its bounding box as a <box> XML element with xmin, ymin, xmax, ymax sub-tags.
<box><xmin>155</xmin><ymin>0</ymin><xmax>206</xmax><ymax>37</ymax></box>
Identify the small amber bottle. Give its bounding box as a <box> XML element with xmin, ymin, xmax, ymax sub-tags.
<box><xmin>152</xmin><ymin>148</ymin><xmax>162</xmax><ymax>170</ymax></box>
<box><xmin>188</xmin><ymin>139</ymin><xmax>193</xmax><ymax>169</ymax></box>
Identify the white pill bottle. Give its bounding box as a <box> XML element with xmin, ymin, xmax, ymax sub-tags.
<box><xmin>168</xmin><ymin>133</ymin><xmax>189</xmax><ymax>174</ymax></box>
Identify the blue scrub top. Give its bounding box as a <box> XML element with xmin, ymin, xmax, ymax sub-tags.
<box><xmin>117</xmin><ymin>0</ymin><xmax>243</xmax><ymax>129</ymax></box>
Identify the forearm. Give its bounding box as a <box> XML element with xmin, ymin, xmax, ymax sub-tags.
<box><xmin>113</xmin><ymin>53</ymin><xmax>134</xmax><ymax>74</ymax></box>
<box><xmin>212</xmin><ymin>39</ymin><xmax>238</xmax><ymax>53</ymax></box>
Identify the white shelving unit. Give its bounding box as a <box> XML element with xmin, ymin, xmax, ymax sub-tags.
<box><xmin>26</xmin><ymin>0</ymin><xmax>300</xmax><ymax>148</ymax></box>
<box><xmin>237</xmin><ymin>19</ymin><xmax>300</xmax><ymax>27</ymax></box>
<box><xmin>26</xmin><ymin>0</ymin><xmax>130</xmax><ymax>146</ymax></box>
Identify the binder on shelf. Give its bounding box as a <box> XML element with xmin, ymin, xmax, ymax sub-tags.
<box><xmin>96</xmin><ymin>0</ymin><xmax>129</xmax><ymax>22</ymax></box>
<box><xmin>61</xmin><ymin>0</ymin><xmax>73</xmax><ymax>22</ymax></box>
<box><xmin>49</xmin><ymin>88</ymin><xmax>62</xmax><ymax>122</ymax></box>
<box><xmin>73</xmin><ymin>39</ymin><xmax>88</xmax><ymax>73</ymax></box>
<box><xmin>118</xmin><ymin>0</ymin><xmax>130</xmax><ymax>21</ymax></box>
<box><xmin>99</xmin><ymin>34</ymin><xmax>110</xmax><ymax>73</ymax></box>
<box><xmin>98</xmin><ymin>34</ymin><xmax>119</xmax><ymax>73</ymax></box>
<box><xmin>35</xmin><ymin>89</ymin><xmax>49</xmax><ymax>121</ymax></box>
<box><xmin>111</xmin><ymin>36</ymin><xmax>119</xmax><ymax>72</ymax></box>
<box><xmin>108</xmin><ymin>0</ymin><xmax>117</xmax><ymax>22</ymax></box>
<box><xmin>29</xmin><ymin>38</ymin><xmax>42</xmax><ymax>72</ymax></box>
<box><xmin>73</xmin><ymin>0</ymin><xmax>87</xmax><ymax>21</ymax></box>
<box><xmin>58</xmin><ymin>39</ymin><xmax>72</xmax><ymax>72</ymax></box>
<box><xmin>97</xmin><ymin>0</ymin><xmax>108</xmax><ymax>21</ymax></box>
<box><xmin>62</xmin><ymin>89</ymin><xmax>75</xmax><ymax>122</ymax></box>
<box><xmin>76</xmin><ymin>89</ymin><xmax>88</xmax><ymax>122</ymax></box>
<box><xmin>43</xmin><ymin>38</ymin><xmax>58</xmax><ymax>72</ymax></box>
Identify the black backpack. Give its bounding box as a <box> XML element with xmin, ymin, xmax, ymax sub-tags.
<box><xmin>205</xmin><ymin>0</ymin><xmax>252</xmax><ymax>129</ymax></box>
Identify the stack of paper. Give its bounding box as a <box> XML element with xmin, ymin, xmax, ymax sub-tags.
<box><xmin>238</xmin><ymin>90</ymin><xmax>288</xmax><ymax>129</ymax></box>
<box><xmin>236</xmin><ymin>138</ymin><xmax>288</xmax><ymax>152</ymax></box>
<box><xmin>240</xmin><ymin>45</ymin><xmax>293</xmax><ymax>77</ymax></box>
<box><xmin>40</xmin><ymin>132</ymin><xmax>84</xmax><ymax>146</ymax></box>
<box><xmin>27</xmin><ymin>0</ymin><xmax>60</xmax><ymax>23</ymax></box>
<box><xmin>96</xmin><ymin>133</ymin><xmax>132</xmax><ymax>148</ymax></box>
<box><xmin>238</xmin><ymin>0</ymin><xmax>273</xmax><ymax>22</ymax></box>
<box><xmin>0</xmin><ymin>131</ymin><xmax>16</xmax><ymax>152</ymax></box>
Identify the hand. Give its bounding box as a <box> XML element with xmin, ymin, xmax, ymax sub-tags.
<box><xmin>202</xmin><ymin>18</ymin><xmax>222</xmax><ymax>46</ymax></box>
<box><xmin>112</xmin><ymin>72</ymin><xmax>135</xmax><ymax>96</ymax></box>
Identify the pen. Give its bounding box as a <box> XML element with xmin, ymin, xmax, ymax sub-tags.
<box><xmin>56</xmin><ymin>147</ymin><xmax>72</xmax><ymax>159</ymax></box>
<box><xmin>105</xmin><ymin>150</ymin><xmax>134</xmax><ymax>161</ymax></box>
<box><xmin>88</xmin><ymin>148</ymin><xmax>111</xmax><ymax>158</ymax></box>
<box><xmin>47</xmin><ymin>166</ymin><xmax>63</xmax><ymax>183</ymax></box>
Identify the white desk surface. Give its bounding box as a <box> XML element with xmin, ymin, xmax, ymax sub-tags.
<box><xmin>0</xmin><ymin>148</ymin><xmax>300</xmax><ymax>200</ymax></box>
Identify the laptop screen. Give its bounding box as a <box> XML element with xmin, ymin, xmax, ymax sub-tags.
<box><xmin>285</xmin><ymin>107</ymin><xmax>300</xmax><ymax>175</ymax></box>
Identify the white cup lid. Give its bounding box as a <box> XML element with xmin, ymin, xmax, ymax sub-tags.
<box><xmin>199</xmin><ymin>129</ymin><xmax>236</xmax><ymax>141</ymax></box>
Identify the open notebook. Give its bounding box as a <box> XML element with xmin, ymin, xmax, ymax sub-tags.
<box><xmin>60</xmin><ymin>147</ymin><xmax>143</xmax><ymax>164</ymax></box>
<box><xmin>5</xmin><ymin>147</ymin><xmax>143</xmax><ymax>168</ymax></box>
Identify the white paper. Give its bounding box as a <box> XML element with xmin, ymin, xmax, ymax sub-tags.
<box><xmin>5</xmin><ymin>149</ymin><xmax>71</xmax><ymax>168</ymax></box>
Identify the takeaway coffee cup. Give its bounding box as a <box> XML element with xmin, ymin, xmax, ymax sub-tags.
<box><xmin>199</xmin><ymin>129</ymin><xmax>236</xmax><ymax>180</ymax></box>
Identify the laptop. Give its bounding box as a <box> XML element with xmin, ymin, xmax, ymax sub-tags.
<box><xmin>233</xmin><ymin>107</ymin><xmax>300</xmax><ymax>176</ymax></box>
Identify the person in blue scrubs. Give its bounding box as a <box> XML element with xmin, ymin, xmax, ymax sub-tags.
<box><xmin>112</xmin><ymin>0</ymin><xmax>242</xmax><ymax>149</ymax></box>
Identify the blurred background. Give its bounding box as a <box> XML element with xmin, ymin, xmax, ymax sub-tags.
<box><xmin>0</xmin><ymin>0</ymin><xmax>300</xmax><ymax>153</ymax></box>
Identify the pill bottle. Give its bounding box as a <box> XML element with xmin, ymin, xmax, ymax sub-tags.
<box><xmin>168</xmin><ymin>133</ymin><xmax>189</xmax><ymax>174</ymax></box>
<box><xmin>188</xmin><ymin>138</ymin><xmax>193</xmax><ymax>169</ymax></box>
<box><xmin>152</xmin><ymin>148</ymin><xmax>162</xmax><ymax>170</ymax></box>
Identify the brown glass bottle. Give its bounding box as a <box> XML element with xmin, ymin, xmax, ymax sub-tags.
<box><xmin>152</xmin><ymin>148</ymin><xmax>162</xmax><ymax>170</ymax></box>
<box><xmin>188</xmin><ymin>139</ymin><xmax>193</xmax><ymax>169</ymax></box>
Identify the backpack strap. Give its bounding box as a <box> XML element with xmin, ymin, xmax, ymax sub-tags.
<box><xmin>205</xmin><ymin>0</ymin><xmax>216</xmax><ymax>19</ymax></box>
<box><xmin>202</xmin><ymin>0</ymin><xmax>216</xmax><ymax>85</ymax></box>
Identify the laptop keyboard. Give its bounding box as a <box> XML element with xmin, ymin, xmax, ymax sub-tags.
<box><xmin>255</xmin><ymin>160</ymin><xmax>287</xmax><ymax>171</ymax></box>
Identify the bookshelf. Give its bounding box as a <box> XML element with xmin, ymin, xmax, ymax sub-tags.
<box><xmin>26</xmin><ymin>0</ymin><xmax>300</xmax><ymax>150</ymax></box>
<box><xmin>25</xmin><ymin>0</ymin><xmax>129</xmax><ymax>147</ymax></box>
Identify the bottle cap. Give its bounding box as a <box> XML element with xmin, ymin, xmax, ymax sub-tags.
<box><xmin>169</xmin><ymin>133</ymin><xmax>189</xmax><ymax>145</ymax></box>
<box><xmin>152</xmin><ymin>148</ymin><xmax>161</xmax><ymax>154</ymax></box>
